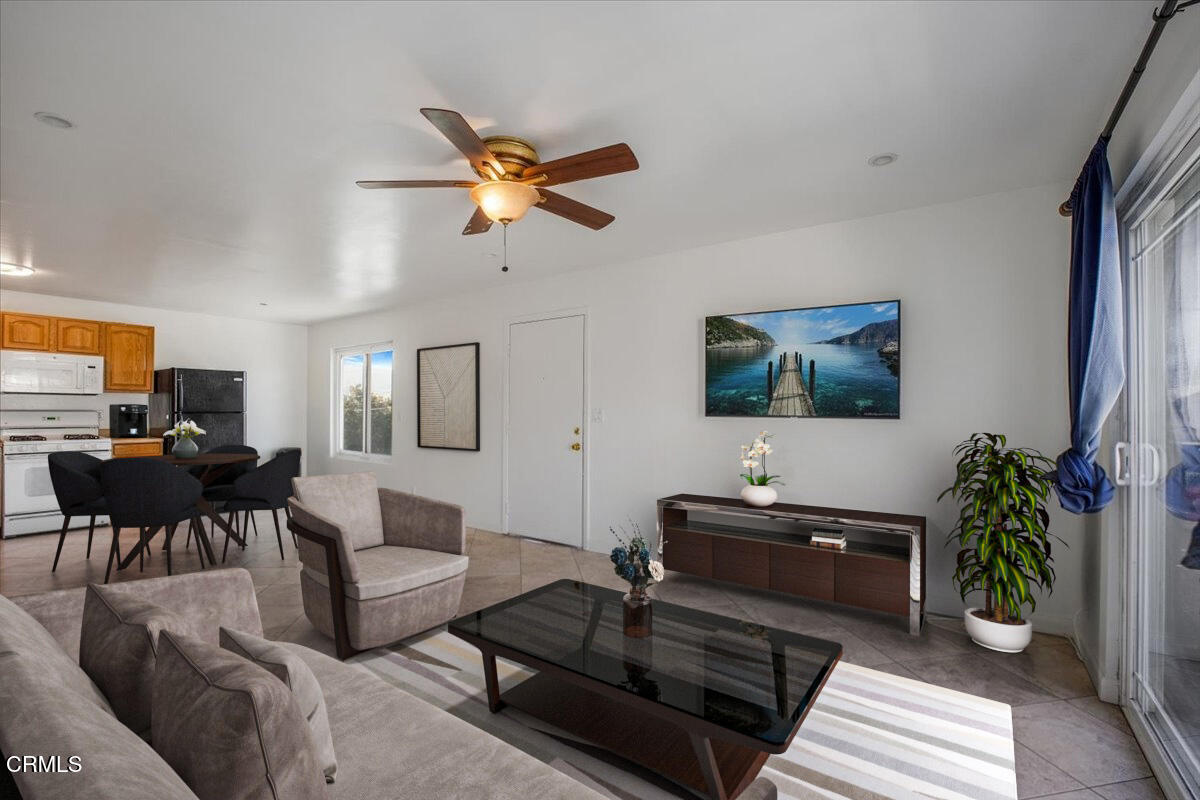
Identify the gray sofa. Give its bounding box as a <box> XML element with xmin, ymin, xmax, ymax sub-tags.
<box><xmin>0</xmin><ymin>569</ymin><xmax>607</xmax><ymax>800</ymax></box>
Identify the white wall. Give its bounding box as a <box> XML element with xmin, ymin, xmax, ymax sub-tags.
<box><xmin>306</xmin><ymin>180</ymin><xmax>1092</xmax><ymax>634</ymax></box>
<box><xmin>0</xmin><ymin>290</ymin><xmax>308</xmax><ymax>461</ymax></box>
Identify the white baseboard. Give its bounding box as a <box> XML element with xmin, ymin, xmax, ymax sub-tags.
<box><xmin>1073</xmin><ymin>610</ymin><xmax>1120</xmax><ymax>703</ymax></box>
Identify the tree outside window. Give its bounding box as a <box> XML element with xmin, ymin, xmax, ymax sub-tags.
<box><xmin>336</xmin><ymin>347</ymin><xmax>392</xmax><ymax>456</ymax></box>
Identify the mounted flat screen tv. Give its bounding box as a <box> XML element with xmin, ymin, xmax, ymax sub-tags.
<box><xmin>705</xmin><ymin>300</ymin><xmax>900</xmax><ymax>419</ymax></box>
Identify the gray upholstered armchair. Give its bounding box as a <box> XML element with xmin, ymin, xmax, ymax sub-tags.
<box><xmin>286</xmin><ymin>473</ymin><xmax>467</xmax><ymax>659</ymax></box>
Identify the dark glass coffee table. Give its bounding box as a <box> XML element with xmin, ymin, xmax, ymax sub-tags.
<box><xmin>448</xmin><ymin>579</ymin><xmax>842</xmax><ymax>800</ymax></box>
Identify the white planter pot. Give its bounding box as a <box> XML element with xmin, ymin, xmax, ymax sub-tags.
<box><xmin>964</xmin><ymin>607</ymin><xmax>1033</xmax><ymax>653</ymax></box>
<box><xmin>740</xmin><ymin>485</ymin><xmax>778</xmax><ymax>507</ymax></box>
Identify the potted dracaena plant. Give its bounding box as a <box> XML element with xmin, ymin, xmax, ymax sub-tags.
<box><xmin>939</xmin><ymin>432</ymin><xmax>1061</xmax><ymax>653</ymax></box>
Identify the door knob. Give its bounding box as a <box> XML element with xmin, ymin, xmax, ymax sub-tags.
<box><xmin>570</xmin><ymin>442</ymin><xmax>582</xmax><ymax>451</ymax></box>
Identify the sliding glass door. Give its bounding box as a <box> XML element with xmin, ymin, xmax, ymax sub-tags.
<box><xmin>1123</xmin><ymin>129</ymin><xmax>1200</xmax><ymax>797</ymax></box>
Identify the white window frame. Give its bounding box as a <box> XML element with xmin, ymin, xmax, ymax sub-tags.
<box><xmin>331</xmin><ymin>342</ymin><xmax>394</xmax><ymax>462</ymax></box>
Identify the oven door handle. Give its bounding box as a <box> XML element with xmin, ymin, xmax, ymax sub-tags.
<box><xmin>3</xmin><ymin>453</ymin><xmax>51</xmax><ymax>461</ymax></box>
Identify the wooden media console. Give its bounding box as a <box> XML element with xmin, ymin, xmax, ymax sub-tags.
<box><xmin>657</xmin><ymin>494</ymin><xmax>926</xmax><ymax>635</ymax></box>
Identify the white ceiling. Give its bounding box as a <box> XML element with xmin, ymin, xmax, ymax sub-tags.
<box><xmin>0</xmin><ymin>1</ymin><xmax>1160</xmax><ymax>323</ymax></box>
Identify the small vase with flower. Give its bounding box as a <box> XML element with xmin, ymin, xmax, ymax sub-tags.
<box><xmin>609</xmin><ymin>522</ymin><xmax>665</xmax><ymax>638</ymax></box>
<box><xmin>739</xmin><ymin>430</ymin><xmax>783</xmax><ymax>507</ymax></box>
<box><xmin>165</xmin><ymin>419</ymin><xmax>206</xmax><ymax>459</ymax></box>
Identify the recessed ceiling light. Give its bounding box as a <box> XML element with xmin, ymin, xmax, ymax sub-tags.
<box><xmin>867</xmin><ymin>153</ymin><xmax>899</xmax><ymax>167</ymax></box>
<box><xmin>33</xmin><ymin>112</ymin><xmax>74</xmax><ymax>129</ymax></box>
<box><xmin>0</xmin><ymin>262</ymin><xmax>36</xmax><ymax>277</ymax></box>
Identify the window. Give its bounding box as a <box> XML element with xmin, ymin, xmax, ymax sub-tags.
<box><xmin>334</xmin><ymin>345</ymin><xmax>393</xmax><ymax>457</ymax></box>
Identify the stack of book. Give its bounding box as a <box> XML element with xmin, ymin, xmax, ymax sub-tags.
<box><xmin>810</xmin><ymin>529</ymin><xmax>847</xmax><ymax>551</ymax></box>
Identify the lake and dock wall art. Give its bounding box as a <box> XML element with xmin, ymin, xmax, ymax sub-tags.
<box><xmin>705</xmin><ymin>300</ymin><xmax>900</xmax><ymax>418</ymax></box>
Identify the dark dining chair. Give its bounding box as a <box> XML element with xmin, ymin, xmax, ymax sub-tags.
<box><xmin>193</xmin><ymin>444</ymin><xmax>259</xmax><ymax>500</ymax></box>
<box><xmin>99</xmin><ymin>459</ymin><xmax>206</xmax><ymax>583</ymax></box>
<box><xmin>220</xmin><ymin>449</ymin><xmax>302</xmax><ymax>561</ymax></box>
<box><xmin>47</xmin><ymin>452</ymin><xmax>109</xmax><ymax>572</ymax></box>
<box><xmin>192</xmin><ymin>444</ymin><xmax>259</xmax><ymax>537</ymax></box>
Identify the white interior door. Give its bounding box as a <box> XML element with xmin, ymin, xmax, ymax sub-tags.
<box><xmin>506</xmin><ymin>314</ymin><xmax>585</xmax><ymax>546</ymax></box>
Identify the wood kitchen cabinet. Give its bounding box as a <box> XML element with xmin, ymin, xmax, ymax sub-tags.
<box><xmin>110</xmin><ymin>438</ymin><xmax>164</xmax><ymax>458</ymax></box>
<box><xmin>1</xmin><ymin>312</ymin><xmax>55</xmax><ymax>351</ymax></box>
<box><xmin>53</xmin><ymin>317</ymin><xmax>103</xmax><ymax>355</ymax></box>
<box><xmin>102</xmin><ymin>323</ymin><xmax>155</xmax><ymax>392</ymax></box>
<box><xmin>2</xmin><ymin>313</ymin><xmax>156</xmax><ymax>389</ymax></box>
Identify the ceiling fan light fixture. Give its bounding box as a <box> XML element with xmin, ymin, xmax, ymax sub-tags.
<box><xmin>469</xmin><ymin>181</ymin><xmax>540</xmax><ymax>224</ymax></box>
<box><xmin>0</xmin><ymin>262</ymin><xmax>35</xmax><ymax>277</ymax></box>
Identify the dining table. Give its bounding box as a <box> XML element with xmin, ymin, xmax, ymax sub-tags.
<box><xmin>116</xmin><ymin>451</ymin><xmax>260</xmax><ymax>572</ymax></box>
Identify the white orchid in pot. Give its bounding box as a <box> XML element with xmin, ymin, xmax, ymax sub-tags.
<box><xmin>740</xmin><ymin>430</ymin><xmax>782</xmax><ymax>507</ymax></box>
<box><xmin>165</xmin><ymin>418</ymin><xmax>206</xmax><ymax>459</ymax></box>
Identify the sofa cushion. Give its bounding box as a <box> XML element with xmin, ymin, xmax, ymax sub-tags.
<box><xmin>153</xmin><ymin>631</ymin><xmax>327</xmax><ymax>800</ymax></box>
<box><xmin>0</xmin><ymin>593</ymin><xmax>112</xmax><ymax>715</ymax></box>
<box><xmin>0</xmin><ymin>650</ymin><xmax>198</xmax><ymax>800</ymax></box>
<box><xmin>302</xmin><ymin>545</ymin><xmax>468</xmax><ymax>600</ymax></box>
<box><xmin>220</xmin><ymin>627</ymin><xmax>338</xmax><ymax>783</ymax></box>
<box><xmin>279</xmin><ymin>642</ymin><xmax>608</xmax><ymax>800</ymax></box>
<box><xmin>79</xmin><ymin>584</ymin><xmax>187</xmax><ymax>735</ymax></box>
<box><xmin>292</xmin><ymin>472</ymin><xmax>384</xmax><ymax>550</ymax></box>
<box><xmin>13</xmin><ymin>569</ymin><xmax>264</xmax><ymax>663</ymax></box>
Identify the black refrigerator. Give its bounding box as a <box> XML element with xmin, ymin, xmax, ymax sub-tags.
<box><xmin>151</xmin><ymin>368</ymin><xmax>245</xmax><ymax>451</ymax></box>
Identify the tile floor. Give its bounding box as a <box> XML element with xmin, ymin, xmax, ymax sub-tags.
<box><xmin>0</xmin><ymin>519</ymin><xmax>1164</xmax><ymax>799</ymax></box>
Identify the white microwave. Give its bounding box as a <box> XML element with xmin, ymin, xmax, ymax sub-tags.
<box><xmin>0</xmin><ymin>350</ymin><xmax>104</xmax><ymax>395</ymax></box>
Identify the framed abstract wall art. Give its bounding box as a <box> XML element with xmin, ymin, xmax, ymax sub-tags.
<box><xmin>417</xmin><ymin>342</ymin><xmax>480</xmax><ymax>450</ymax></box>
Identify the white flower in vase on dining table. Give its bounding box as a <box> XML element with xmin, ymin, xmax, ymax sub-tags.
<box><xmin>166</xmin><ymin>419</ymin><xmax>207</xmax><ymax>439</ymax></box>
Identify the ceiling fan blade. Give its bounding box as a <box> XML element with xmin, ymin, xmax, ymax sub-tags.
<box><xmin>356</xmin><ymin>180</ymin><xmax>476</xmax><ymax>189</ymax></box>
<box><xmin>535</xmin><ymin>190</ymin><xmax>615</xmax><ymax>230</ymax></box>
<box><xmin>462</xmin><ymin>206</ymin><xmax>493</xmax><ymax>235</ymax></box>
<box><xmin>420</xmin><ymin>108</ymin><xmax>506</xmax><ymax>178</ymax></box>
<box><xmin>521</xmin><ymin>143</ymin><xmax>638</xmax><ymax>187</ymax></box>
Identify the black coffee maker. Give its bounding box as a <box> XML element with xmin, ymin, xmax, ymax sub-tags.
<box><xmin>110</xmin><ymin>404</ymin><xmax>149</xmax><ymax>438</ymax></box>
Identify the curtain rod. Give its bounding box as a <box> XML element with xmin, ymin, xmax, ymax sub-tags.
<box><xmin>1058</xmin><ymin>0</ymin><xmax>1195</xmax><ymax>216</ymax></box>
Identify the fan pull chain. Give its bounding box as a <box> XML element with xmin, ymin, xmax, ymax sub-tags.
<box><xmin>501</xmin><ymin>222</ymin><xmax>509</xmax><ymax>273</ymax></box>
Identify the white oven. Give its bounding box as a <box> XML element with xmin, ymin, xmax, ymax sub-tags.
<box><xmin>0</xmin><ymin>350</ymin><xmax>103</xmax><ymax>395</ymax></box>
<box><xmin>1</xmin><ymin>410</ymin><xmax>113</xmax><ymax>537</ymax></box>
<box><xmin>2</xmin><ymin>445</ymin><xmax>113</xmax><ymax>537</ymax></box>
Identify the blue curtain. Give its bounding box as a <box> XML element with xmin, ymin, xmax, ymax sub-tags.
<box><xmin>1166</xmin><ymin>425</ymin><xmax>1200</xmax><ymax>568</ymax></box>
<box><xmin>1164</xmin><ymin>210</ymin><xmax>1199</xmax><ymax>568</ymax></box>
<box><xmin>1052</xmin><ymin>138</ymin><xmax>1125</xmax><ymax>514</ymax></box>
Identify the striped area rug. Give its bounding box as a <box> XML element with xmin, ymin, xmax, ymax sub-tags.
<box><xmin>355</xmin><ymin>629</ymin><xmax>1017</xmax><ymax>800</ymax></box>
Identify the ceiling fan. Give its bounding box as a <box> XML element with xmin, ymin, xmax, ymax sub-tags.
<box><xmin>357</xmin><ymin>108</ymin><xmax>639</xmax><ymax>258</ymax></box>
